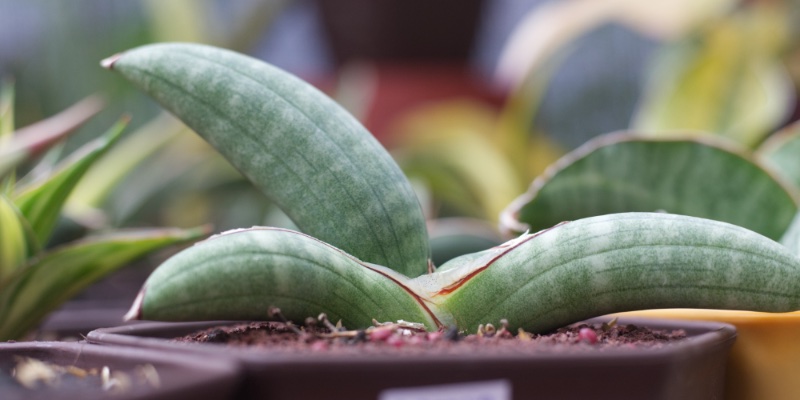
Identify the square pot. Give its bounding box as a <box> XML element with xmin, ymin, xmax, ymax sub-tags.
<box><xmin>86</xmin><ymin>317</ymin><xmax>735</xmax><ymax>400</ymax></box>
<box><xmin>0</xmin><ymin>341</ymin><xmax>242</xmax><ymax>400</ymax></box>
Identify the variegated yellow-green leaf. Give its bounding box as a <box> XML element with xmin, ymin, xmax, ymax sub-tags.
<box><xmin>13</xmin><ymin>118</ymin><xmax>128</xmax><ymax>247</ymax></box>
<box><xmin>0</xmin><ymin>80</ymin><xmax>13</xmax><ymax>143</ymax></box>
<box><xmin>394</xmin><ymin>100</ymin><xmax>524</xmax><ymax>223</ymax></box>
<box><xmin>66</xmin><ymin>112</ymin><xmax>186</xmax><ymax>219</ymax></box>
<box><xmin>0</xmin><ymin>226</ymin><xmax>207</xmax><ymax>341</ymax></box>
<box><xmin>633</xmin><ymin>13</ymin><xmax>792</xmax><ymax>148</ymax></box>
<box><xmin>0</xmin><ymin>195</ymin><xmax>27</xmax><ymax>280</ymax></box>
<box><xmin>501</xmin><ymin>134</ymin><xmax>799</xmax><ymax>241</ymax></box>
<box><xmin>102</xmin><ymin>43</ymin><xmax>430</xmax><ymax>276</ymax></box>
<box><xmin>758</xmin><ymin>120</ymin><xmax>800</xmax><ymax>190</ymax></box>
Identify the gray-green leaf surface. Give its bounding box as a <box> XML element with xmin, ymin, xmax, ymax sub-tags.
<box><xmin>502</xmin><ymin>134</ymin><xmax>798</xmax><ymax>240</ymax></box>
<box><xmin>103</xmin><ymin>43</ymin><xmax>430</xmax><ymax>276</ymax></box>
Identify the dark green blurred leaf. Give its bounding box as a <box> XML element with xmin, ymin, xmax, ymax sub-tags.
<box><xmin>13</xmin><ymin>117</ymin><xmax>127</xmax><ymax>247</ymax></box>
<box><xmin>502</xmin><ymin>134</ymin><xmax>799</xmax><ymax>241</ymax></box>
<box><xmin>0</xmin><ymin>225</ymin><xmax>208</xmax><ymax>341</ymax></box>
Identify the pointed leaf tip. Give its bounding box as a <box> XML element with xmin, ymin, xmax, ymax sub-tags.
<box><xmin>100</xmin><ymin>53</ymin><xmax>123</xmax><ymax>70</ymax></box>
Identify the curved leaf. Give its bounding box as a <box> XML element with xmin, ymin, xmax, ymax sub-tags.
<box><xmin>127</xmin><ymin>227</ymin><xmax>437</xmax><ymax>329</ymax></box>
<box><xmin>0</xmin><ymin>226</ymin><xmax>206</xmax><ymax>341</ymax></box>
<box><xmin>13</xmin><ymin>118</ymin><xmax>128</xmax><ymax>247</ymax></box>
<box><xmin>430</xmin><ymin>213</ymin><xmax>800</xmax><ymax>333</ymax></box>
<box><xmin>501</xmin><ymin>134</ymin><xmax>799</xmax><ymax>240</ymax></box>
<box><xmin>103</xmin><ymin>43</ymin><xmax>430</xmax><ymax>276</ymax></box>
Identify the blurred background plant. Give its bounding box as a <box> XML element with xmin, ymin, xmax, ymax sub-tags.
<box><xmin>0</xmin><ymin>85</ymin><xmax>204</xmax><ymax>340</ymax></box>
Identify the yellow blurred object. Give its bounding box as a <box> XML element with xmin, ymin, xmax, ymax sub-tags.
<box><xmin>618</xmin><ymin>309</ymin><xmax>800</xmax><ymax>400</ymax></box>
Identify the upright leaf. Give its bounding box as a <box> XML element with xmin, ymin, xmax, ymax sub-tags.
<box><xmin>102</xmin><ymin>43</ymin><xmax>430</xmax><ymax>276</ymax></box>
<box><xmin>501</xmin><ymin>134</ymin><xmax>799</xmax><ymax>240</ymax></box>
<box><xmin>66</xmin><ymin>112</ymin><xmax>185</xmax><ymax>218</ymax></box>
<box><xmin>0</xmin><ymin>226</ymin><xmax>207</xmax><ymax>341</ymax></box>
<box><xmin>13</xmin><ymin>118</ymin><xmax>128</xmax><ymax>247</ymax></box>
<box><xmin>0</xmin><ymin>195</ymin><xmax>27</xmax><ymax>280</ymax></box>
<box><xmin>781</xmin><ymin>212</ymin><xmax>800</xmax><ymax>257</ymax></box>
<box><xmin>758</xmin><ymin>121</ymin><xmax>800</xmax><ymax>190</ymax></box>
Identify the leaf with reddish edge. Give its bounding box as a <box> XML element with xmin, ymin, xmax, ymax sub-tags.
<box><xmin>0</xmin><ymin>225</ymin><xmax>208</xmax><ymax>341</ymax></box>
<box><xmin>431</xmin><ymin>213</ymin><xmax>800</xmax><ymax>333</ymax></box>
<box><xmin>0</xmin><ymin>96</ymin><xmax>104</xmax><ymax>180</ymax></box>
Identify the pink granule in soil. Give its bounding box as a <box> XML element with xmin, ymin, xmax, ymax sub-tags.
<box><xmin>173</xmin><ymin>320</ymin><xmax>687</xmax><ymax>356</ymax></box>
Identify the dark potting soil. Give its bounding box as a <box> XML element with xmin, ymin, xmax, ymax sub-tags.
<box><xmin>173</xmin><ymin>319</ymin><xmax>688</xmax><ymax>356</ymax></box>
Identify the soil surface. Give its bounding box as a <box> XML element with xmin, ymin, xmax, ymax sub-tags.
<box><xmin>174</xmin><ymin>319</ymin><xmax>688</xmax><ymax>356</ymax></box>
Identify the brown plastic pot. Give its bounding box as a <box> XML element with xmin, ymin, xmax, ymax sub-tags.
<box><xmin>0</xmin><ymin>341</ymin><xmax>242</xmax><ymax>400</ymax></box>
<box><xmin>87</xmin><ymin>317</ymin><xmax>735</xmax><ymax>400</ymax></box>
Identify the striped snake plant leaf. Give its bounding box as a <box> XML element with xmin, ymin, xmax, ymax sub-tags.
<box><xmin>501</xmin><ymin>133</ymin><xmax>799</xmax><ymax>241</ymax></box>
<box><xmin>422</xmin><ymin>213</ymin><xmax>800</xmax><ymax>333</ymax></box>
<box><xmin>129</xmin><ymin>213</ymin><xmax>800</xmax><ymax>334</ymax></box>
<box><xmin>13</xmin><ymin>118</ymin><xmax>128</xmax><ymax>248</ymax></box>
<box><xmin>101</xmin><ymin>43</ymin><xmax>430</xmax><ymax>277</ymax></box>
<box><xmin>0</xmin><ymin>226</ymin><xmax>207</xmax><ymax>341</ymax></box>
<box><xmin>125</xmin><ymin>227</ymin><xmax>438</xmax><ymax>329</ymax></box>
<box><xmin>758</xmin><ymin>120</ymin><xmax>800</xmax><ymax>191</ymax></box>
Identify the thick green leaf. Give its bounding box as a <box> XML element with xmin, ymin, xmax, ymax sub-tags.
<box><xmin>128</xmin><ymin>227</ymin><xmax>437</xmax><ymax>328</ymax></box>
<box><xmin>13</xmin><ymin>118</ymin><xmax>128</xmax><ymax>247</ymax></box>
<box><xmin>633</xmin><ymin>14</ymin><xmax>792</xmax><ymax>147</ymax></box>
<box><xmin>103</xmin><ymin>43</ymin><xmax>430</xmax><ymax>276</ymax></box>
<box><xmin>0</xmin><ymin>96</ymin><xmax>104</xmax><ymax>181</ymax></box>
<box><xmin>0</xmin><ymin>226</ymin><xmax>207</xmax><ymax>341</ymax></box>
<box><xmin>0</xmin><ymin>195</ymin><xmax>27</xmax><ymax>279</ymax></box>
<box><xmin>758</xmin><ymin>121</ymin><xmax>800</xmax><ymax>191</ymax></box>
<box><xmin>501</xmin><ymin>134</ymin><xmax>799</xmax><ymax>241</ymax></box>
<box><xmin>428</xmin><ymin>213</ymin><xmax>800</xmax><ymax>333</ymax></box>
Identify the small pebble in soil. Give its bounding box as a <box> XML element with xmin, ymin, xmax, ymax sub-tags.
<box><xmin>578</xmin><ymin>328</ymin><xmax>598</xmax><ymax>344</ymax></box>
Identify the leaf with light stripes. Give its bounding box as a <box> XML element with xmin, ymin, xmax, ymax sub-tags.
<box><xmin>501</xmin><ymin>134</ymin><xmax>798</xmax><ymax>240</ymax></box>
<box><xmin>103</xmin><ymin>43</ymin><xmax>430</xmax><ymax>276</ymax></box>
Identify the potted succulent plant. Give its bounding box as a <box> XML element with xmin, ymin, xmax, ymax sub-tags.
<box><xmin>87</xmin><ymin>42</ymin><xmax>800</xmax><ymax>398</ymax></box>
